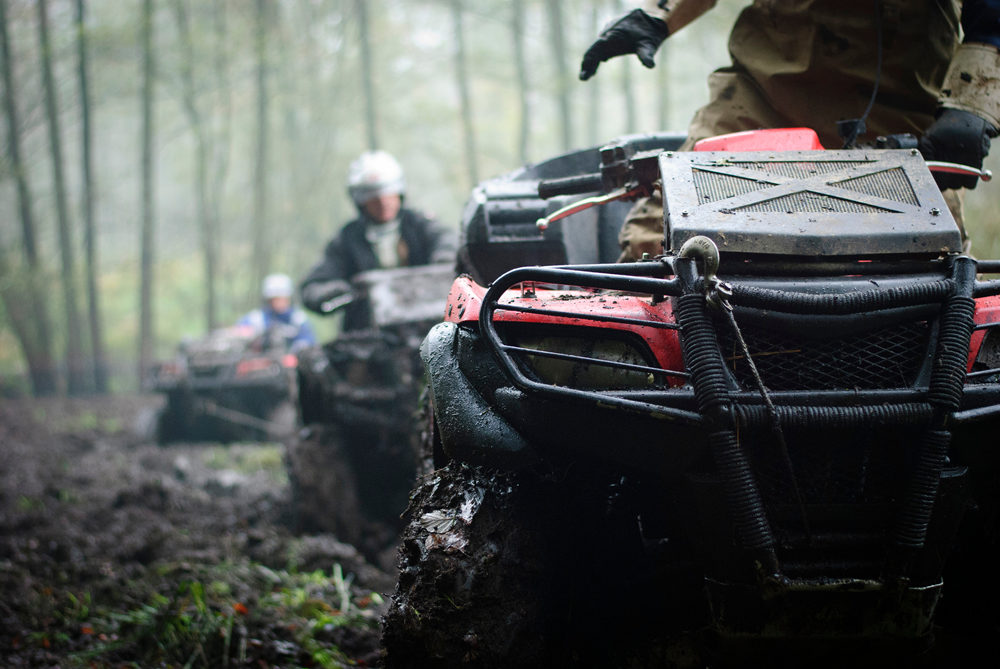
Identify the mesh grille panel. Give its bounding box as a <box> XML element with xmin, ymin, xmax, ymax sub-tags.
<box><xmin>719</xmin><ymin>321</ymin><xmax>931</xmax><ymax>391</ymax></box>
<box><xmin>665</xmin><ymin>150</ymin><xmax>963</xmax><ymax>255</ymax></box>
<box><xmin>738</xmin><ymin>161</ymin><xmax>863</xmax><ymax>178</ymax></box>
<box><xmin>730</xmin><ymin>192</ymin><xmax>894</xmax><ymax>214</ymax></box>
<box><xmin>833</xmin><ymin>167</ymin><xmax>919</xmax><ymax>206</ymax></box>
<box><xmin>693</xmin><ymin>170</ymin><xmax>769</xmax><ymax>203</ymax></box>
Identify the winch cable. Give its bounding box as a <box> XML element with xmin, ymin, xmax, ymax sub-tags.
<box><xmin>841</xmin><ymin>0</ymin><xmax>883</xmax><ymax>149</ymax></box>
<box><xmin>715</xmin><ymin>287</ymin><xmax>812</xmax><ymax>541</ymax></box>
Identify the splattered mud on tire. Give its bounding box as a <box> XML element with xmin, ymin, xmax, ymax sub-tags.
<box><xmin>381</xmin><ymin>463</ymin><xmax>550</xmax><ymax>668</ymax></box>
<box><xmin>381</xmin><ymin>463</ymin><xmax>710</xmax><ymax>668</ymax></box>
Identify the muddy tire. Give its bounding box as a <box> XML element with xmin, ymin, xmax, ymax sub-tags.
<box><xmin>383</xmin><ymin>461</ymin><xmax>711</xmax><ymax>668</ymax></box>
<box><xmin>154</xmin><ymin>395</ymin><xmax>193</xmax><ymax>444</ymax></box>
<box><xmin>285</xmin><ymin>423</ymin><xmax>364</xmax><ymax>543</ymax></box>
<box><xmin>382</xmin><ymin>463</ymin><xmax>554</xmax><ymax>668</ymax></box>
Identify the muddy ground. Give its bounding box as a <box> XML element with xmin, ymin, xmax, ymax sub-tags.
<box><xmin>0</xmin><ymin>395</ymin><xmax>393</xmax><ymax>668</ymax></box>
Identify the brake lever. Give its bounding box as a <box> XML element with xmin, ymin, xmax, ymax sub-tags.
<box><xmin>925</xmin><ymin>161</ymin><xmax>993</xmax><ymax>183</ymax></box>
<box><xmin>536</xmin><ymin>186</ymin><xmax>644</xmax><ymax>231</ymax></box>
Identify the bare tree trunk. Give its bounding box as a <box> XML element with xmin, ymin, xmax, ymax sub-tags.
<box><xmin>544</xmin><ymin>0</ymin><xmax>572</xmax><ymax>151</ymax></box>
<box><xmin>618</xmin><ymin>0</ymin><xmax>636</xmax><ymax>135</ymax></box>
<box><xmin>622</xmin><ymin>56</ymin><xmax>636</xmax><ymax>134</ymax></box>
<box><xmin>38</xmin><ymin>0</ymin><xmax>87</xmax><ymax>395</ymax></box>
<box><xmin>278</xmin><ymin>1</ymin><xmax>340</xmax><ymax>273</ymax></box>
<box><xmin>173</xmin><ymin>0</ymin><xmax>216</xmax><ymax>331</ymax></box>
<box><xmin>0</xmin><ymin>0</ymin><xmax>56</xmax><ymax>396</ymax></box>
<box><xmin>451</xmin><ymin>0</ymin><xmax>478</xmax><ymax>187</ymax></box>
<box><xmin>75</xmin><ymin>0</ymin><xmax>108</xmax><ymax>393</ymax></box>
<box><xmin>512</xmin><ymin>0</ymin><xmax>530</xmax><ymax>164</ymax></box>
<box><xmin>357</xmin><ymin>0</ymin><xmax>378</xmax><ymax>150</ymax></box>
<box><xmin>658</xmin><ymin>35</ymin><xmax>671</xmax><ymax>131</ymax></box>
<box><xmin>210</xmin><ymin>0</ymin><xmax>230</xmax><ymax>309</ymax></box>
<box><xmin>586</xmin><ymin>0</ymin><xmax>602</xmax><ymax>146</ymax></box>
<box><xmin>138</xmin><ymin>0</ymin><xmax>156</xmax><ymax>385</ymax></box>
<box><xmin>251</xmin><ymin>0</ymin><xmax>270</xmax><ymax>290</ymax></box>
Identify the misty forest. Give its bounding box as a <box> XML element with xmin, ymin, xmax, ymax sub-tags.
<box><xmin>5</xmin><ymin>2</ymin><xmax>1000</xmax><ymax>668</ymax></box>
<box><xmin>4</xmin><ymin>0</ymin><xmax>996</xmax><ymax>398</ymax></box>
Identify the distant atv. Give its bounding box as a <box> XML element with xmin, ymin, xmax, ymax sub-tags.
<box><xmin>150</xmin><ymin>326</ymin><xmax>299</xmax><ymax>444</ymax></box>
<box><xmin>382</xmin><ymin>130</ymin><xmax>1000</xmax><ymax>667</ymax></box>
<box><xmin>286</xmin><ymin>264</ymin><xmax>454</xmax><ymax>563</ymax></box>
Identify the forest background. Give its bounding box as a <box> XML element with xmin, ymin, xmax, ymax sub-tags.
<box><xmin>1</xmin><ymin>0</ymin><xmax>998</xmax><ymax>396</ymax></box>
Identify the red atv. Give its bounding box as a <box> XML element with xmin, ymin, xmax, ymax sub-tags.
<box><xmin>382</xmin><ymin>130</ymin><xmax>1000</xmax><ymax>666</ymax></box>
<box><xmin>149</xmin><ymin>326</ymin><xmax>299</xmax><ymax>444</ymax></box>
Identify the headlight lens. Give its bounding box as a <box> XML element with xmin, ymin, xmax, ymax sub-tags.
<box><xmin>508</xmin><ymin>331</ymin><xmax>663</xmax><ymax>391</ymax></box>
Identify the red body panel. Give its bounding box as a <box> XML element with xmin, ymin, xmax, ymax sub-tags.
<box><xmin>693</xmin><ymin>128</ymin><xmax>825</xmax><ymax>152</ymax></box>
<box><xmin>445</xmin><ymin>276</ymin><xmax>685</xmax><ymax>378</ymax></box>
<box><xmin>444</xmin><ymin>276</ymin><xmax>1000</xmax><ymax>378</ymax></box>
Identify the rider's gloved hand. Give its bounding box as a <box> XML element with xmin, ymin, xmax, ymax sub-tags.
<box><xmin>918</xmin><ymin>108</ymin><xmax>997</xmax><ymax>190</ymax></box>
<box><xmin>579</xmin><ymin>9</ymin><xmax>669</xmax><ymax>81</ymax></box>
<box><xmin>301</xmin><ymin>279</ymin><xmax>351</xmax><ymax>314</ymax></box>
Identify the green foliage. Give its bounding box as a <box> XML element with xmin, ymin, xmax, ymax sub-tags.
<box><xmin>16</xmin><ymin>495</ymin><xmax>44</xmax><ymax>512</ymax></box>
<box><xmin>203</xmin><ymin>443</ymin><xmax>288</xmax><ymax>485</ymax></box>
<box><xmin>74</xmin><ymin>561</ymin><xmax>382</xmax><ymax>669</ymax></box>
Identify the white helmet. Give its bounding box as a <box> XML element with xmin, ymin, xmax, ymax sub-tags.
<box><xmin>262</xmin><ymin>273</ymin><xmax>294</xmax><ymax>299</ymax></box>
<box><xmin>347</xmin><ymin>150</ymin><xmax>405</xmax><ymax>207</ymax></box>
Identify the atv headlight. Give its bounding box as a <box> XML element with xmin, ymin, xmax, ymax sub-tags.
<box><xmin>507</xmin><ymin>330</ymin><xmax>663</xmax><ymax>391</ymax></box>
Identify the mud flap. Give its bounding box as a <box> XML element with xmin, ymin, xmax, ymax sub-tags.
<box><xmin>420</xmin><ymin>322</ymin><xmax>534</xmax><ymax>468</ymax></box>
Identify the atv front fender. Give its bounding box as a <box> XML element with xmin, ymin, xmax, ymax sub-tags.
<box><xmin>420</xmin><ymin>322</ymin><xmax>537</xmax><ymax>469</ymax></box>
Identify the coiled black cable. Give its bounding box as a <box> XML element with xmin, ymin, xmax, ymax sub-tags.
<box><xmin>735</xmin><ymin>402</ymin><xmax>934</xmax><ymax>431</ymax></box>
<box><xmin>730</xmin><ymin>279</ymin><xmax>954</xmax><ymax>315</ymax></box>
<box><xmin>675</xmin><ymin>291</ymin><xmax>777</xmax><ymax>555</ymax></box>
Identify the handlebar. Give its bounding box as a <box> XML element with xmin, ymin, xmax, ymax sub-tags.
<box><xmin>320</xmin><ymin>292</ymin><xmax>355</xmax><ymax>314</ymax></box>
<box><xmin>537</xmin><ymin>173</ymin><xmax>604</xmax><ymax>199</ymax></box>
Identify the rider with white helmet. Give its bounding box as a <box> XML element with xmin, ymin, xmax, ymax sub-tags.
<box><xmin>300</xmin><ymin>150</ymin><xmax>456</xmax><ymax>329</ymax></box>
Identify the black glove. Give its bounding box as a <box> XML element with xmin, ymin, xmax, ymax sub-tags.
<box><xmin>301</xmin><ymin>279</ymin><xmax>351</xmax><ymax>314</ymax></box>
<box><xmin>918</xmin><ymin>108</ymin><xmax>997</xmax><ymax>190</ymax></box>
<box><xmin>579</xmin><ymin>9</ymin><xmax>669</xmax><ymax>81</ymax></box>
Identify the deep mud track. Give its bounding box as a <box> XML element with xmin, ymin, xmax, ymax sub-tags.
<box><xmin>0</xmin><ymin>395</ymin><xmax>393</xmax><ymax>667</ymax></box>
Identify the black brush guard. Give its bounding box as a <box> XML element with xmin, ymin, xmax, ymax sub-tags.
<box><xmin>479</xmin><ymin>255</ymin><xmax>1000</xmax><ymax>638</ymax></box>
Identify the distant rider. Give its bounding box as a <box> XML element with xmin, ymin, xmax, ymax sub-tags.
<box><xmin>580</xmin><ymin>0</ymin><xmax>1000</xmax><ymax>259</ymax></box>
<box><xmin>237</xmin><ymin>273</ymin><xmax>316</xmax><ymax>353</ymax></box>
<box><xmin>300</xmin><ymin>150</ymin><xmax>456</xmax><ymax>330</ymax></box>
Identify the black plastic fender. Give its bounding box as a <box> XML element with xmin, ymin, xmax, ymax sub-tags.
<box><xmin>420</xmin><ymin>321</ymin><xmax>536</xmax><ymax>469</ymax></box>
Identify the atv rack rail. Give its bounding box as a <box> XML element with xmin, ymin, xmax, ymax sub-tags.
<box><xmin>479</xmin><ymin>257</ymin><xmax>1000</xmax><ymax>429</ymax></box>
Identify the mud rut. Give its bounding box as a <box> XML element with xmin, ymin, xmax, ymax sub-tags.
<box><xmin>0</xmin><ymin>395</ymin><xmax>393</xmax><ymax>667</ymax></box>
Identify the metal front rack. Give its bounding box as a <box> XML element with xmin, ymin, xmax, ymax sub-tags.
<box><xmin>477</xmin><ymin>259</ymin><xmax>1000</xmax><ymax>427</ymax></box>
